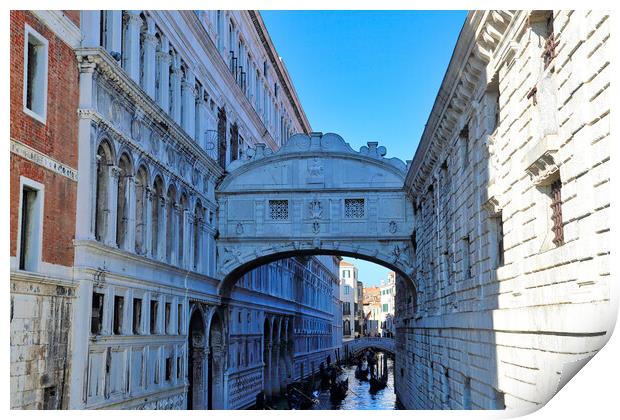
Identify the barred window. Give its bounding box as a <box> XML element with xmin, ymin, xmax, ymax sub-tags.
<box><xmin>550</xmin><ymin>179</ymin><xmax>564</xmax><ymax>247</ymax></box>
<box><xmin>344</xmin><ymin>198</ymin><xmax>365</xmax><ymax>219</ymax></box>
<box><xmin>269</xmin><ymin>200</ymin><xmax>289</xmax><ymax>220</ymax></box>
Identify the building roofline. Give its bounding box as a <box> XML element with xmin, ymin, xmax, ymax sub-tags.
<box><xmin>248</xmin><ymin>10</ymin><xmax>312</xmax><ymax>134</ymax></box>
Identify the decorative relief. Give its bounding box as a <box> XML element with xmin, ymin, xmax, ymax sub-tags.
<box><xmin>307</xmin><ymin>158</ymin><xmax>324</xmax><ymax>184</ymax></box>
<box><xmin>192</xmin><ymin>166</ymin><xmax>200</xmax><ymax>185</ymax></box>
<box><xmin>389</xmin><ymin>220</ymin><xmax>398</xmax><ymax>234</ymax></box>
<box><xmin>150</xmin><ymin>131</ymin><xmax>161</xmax><ymax>154</ymax></box>
<box><xmin>236</xmin><ymin>223</ymin><xmax>244</xmax><ymax>235</ymax></box>
<box><xmin>526</xmin><ymin>151</ymin><xmax>559</xmax><ymax>186</ymax></box>
<box><xmin>130</xmin><ymin>117</ymin><xmax>141</xmax><ymax>142</ymax></box>
<box><xmin>110</xmin><ymin>99</ymin><xmax>122</xmax><ymax>125</ymax></box>
<box><xmin>166</xmin><ymin>145</ymin><xmax>175</xmax><ymax>166</ymax></box>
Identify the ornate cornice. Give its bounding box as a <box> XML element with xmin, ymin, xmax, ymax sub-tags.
<box><xmin>405</xmin><ymin>10</ymin><xmax>517</xmax><ymax>197</ymax></box>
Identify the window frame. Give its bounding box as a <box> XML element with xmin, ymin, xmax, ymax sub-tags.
<box><xmin>16</xmin><ymin>176</ymin><xmax>44</xmax><ymax>272</ymax></box>
<box><xmin>22</xmin><ymin>24</ymin><xmax>49</xmax><ymax>124</ymax></box>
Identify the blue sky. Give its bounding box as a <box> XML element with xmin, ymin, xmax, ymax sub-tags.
<box><xmin>261</xmin><ymin>10</ymin><xmax>467</xmax><ymax>286</ymax></box>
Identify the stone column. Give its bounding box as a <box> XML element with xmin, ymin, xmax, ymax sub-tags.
<box><xmin>195</xmin><ymin>87</ymin><xmax>207</xmax><ymax>147</ymax></box>
<box><xmin>170</xmin><ymin>203</ymin><xmax>179</xmax><ymax>266</ymax></box>
<box><xmin>156</xmin><ymin>35</ymin><xmax>171</xmax><ymax>111</ymax></box>
<box><xmin>265</xmin><ymin>343</ymin><xmax>272</xmax><ymax>397</ymax></box>
<box><xmin>75</xmin><ymin>58</ymin><xmax>97</xmax><ymax>241</ymax></box>
<box><xmin>106</xmin><ymin>166</ymin><xmax>121</xmax><ymax>247</ymax></box>
<box><xmin>81</xmin><ymin>11</ymin><xmax>101</xmax><ymax>47</ymax></box>
<box><xmin>122</xmin><ymin>10</ymin><xmax>142</xmax><ymax>83</ymax></box>
<box><xmin>170</xmin><ymin>55</ymin><xmax>182</xmax><ymax>124</ymax></box>
<box><xmin>158</xmin><ymin>195</ymin><xmax>167</xmax><ymax>261</ymax></box>
<box><xmin>142</xmin><ymin>16</ymin><xmax>158</xmax><ymax>98</ymax></box>
<box><xmin>125</xmin><ymin>177</ymin><xmax>136</xmax><ymax>252</ymax></box>
<box><xmin>106</xmin><ymin>11</ymin><xmax>123</xmax><ymax>59</ymax></box>
<box><xmin>186</xmin><ymin>209</ymin><xmax>195</xmax><ymax>270</ymax></box>
<box><xmin>271</xmin><ymin>341</ymin><xmax>280</xmax><ymax>395</ymax></box>
<box><xmin>181</xmin><ymin>68</ymin><xmax>196</xmax><ymax>136</ymax></box>
<box><xmin>145</xmin><ymin>187</ymin><xmax>154</xmax><ymax>257</ymax></box>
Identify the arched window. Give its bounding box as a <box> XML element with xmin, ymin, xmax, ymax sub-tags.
<box><xmin>151</xmin><ymin>176</ymin><xmax>164</xmax><ymax>258</ymax></box>
<box><xmin>193</xmin><ymin>201</ymin><xmax>204</xmax><ymax>269</ymax></box>
<box><xmin>134</xmin><ymin>165</ymin><xmax>148</xmax><ymax>254</ymax></box>
<box><xmin>95</xmin><ymin>142</ymin><xmax>113</xmax><ymax>242</ymax></box>
<box><xmin>165</xmin><ymin>184</ymin><xmax>177</xmax><ymax>262</ymax></box>
<box><xmin>116</xmin><ymin>153</ymin><xmax>132</xmax><ymax>249</ymax></box>
<box><xmin>178</xmin><ymin>193</ymin><xmax>188</xmax><ymax>265</ymax></box>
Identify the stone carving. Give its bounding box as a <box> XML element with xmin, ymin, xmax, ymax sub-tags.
<box><xmin>221</xmin><ymin>246</ymin><xmax>242</xmax><ymax>267</ymax></box>
<box><xmin>110</xmin><ymin>99</ymin><xmax>122</xmax><ymax>125</ymax></box>
<box><xmin>389</xmin><ymin>220</ymin><xmax>398</xmax><ymax>234</ymax></box>
<box><xmin>150</xmin><ymin>131</ymin><xmax>161</xmax><ymax>154</ymax></box>
<box><xmin>392</xmin><ymin>243</ymin><xmax>412</xmax><ymax>266</ymax></box>
<box><xmin>131</xmin><ymin>114</ymin><xmax>142</xmax><ymax>141</ymax></box>
<box><xmin>166</xmin><ymin>145</ymin><xmax>175</xmax><ymax>165</ymax></box>
<box><xmin>526</xmin><ymin>151</ymin><xmax>559</xmax><ymax>186</ymax></box>
<box><xmin>309</xmin><ymin>198</ymin><xmax>322</xmax><ymax>220</ymax></box>
<box><xmin>307</xmin><ymin>158</ymin><xmax>324</xmax><ymax>183</ymax></box>
<box><xmin>484</xmin><ymin>133</ymin><xmax>500</xmax><ymax>181</ymax></box>
<box><xmin>312</xmin><ymin>221</ymin><xmax>320</xmax><ymax>234</ymax></box>
<box><xmin>236</xmin><ymin>223</ymin><xmax>244</xmax><ymax>235</ymax></box>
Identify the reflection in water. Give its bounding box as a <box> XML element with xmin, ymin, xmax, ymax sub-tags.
<box><xmin>313</xmin><ymin>352</ymin><xmax>397</xmax><ymax>410</ymax></box>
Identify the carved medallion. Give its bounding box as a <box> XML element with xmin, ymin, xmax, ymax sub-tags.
<box><xmin>131</xmin><ymin>116</ymin><xmax>141</xmax><ymax>141</ymax></box>
<box><xmin>236</xmin><ymin>223</ymin><xmax>244</xmax><ymax>235</ymax></box>
<box><xmin>110</xmin><ymin>99</ymin><xmax>121</xmax><ymax>125</ymax></box>
<box><xmin>151</xmin><ymin>131</ymin><xmax>161</xmax><ymax>154</ymax></box>
<box><xmin>312</xmin><ymin>221</ymin><xmax>320</xmax><ymax>234</ymax></box>
<box><xmin>389</xmin><ymin>220</ymin><xmax>397</xmax><ymax>234</ymax></box>
<box><xmin>167</xmin><ymin>146</ymin><xmax>175</xmax><ymax>166</ymax></box>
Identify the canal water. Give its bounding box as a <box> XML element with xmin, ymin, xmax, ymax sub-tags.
<box><xmin>313</xmin><ymin>352</ymin><xmax>397</xmax><ymax>410</ymax></box>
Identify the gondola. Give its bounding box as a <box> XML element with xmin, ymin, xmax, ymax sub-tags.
<box><xmin>368</xmin><ymin>376</ymin><xmax>387</xmax><ymax>393</ymax></box>
<box><xmin>355</xmin><ymin>361</ymin><xmax>369</xmax><ymax>380</ymax></box>
<box><xmin>329</xmin><ymin>376</ymin><xmax>349</xmax><ymax>401</ymax></box>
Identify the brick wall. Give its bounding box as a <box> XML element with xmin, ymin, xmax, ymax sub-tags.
<box><xmin>9</xmin><ymin>10</ymin><xmax>79</xmax><ymax>265</ymax></box>
<box><xmin>10</xmin><ymin>10</ymin><xmax>80</xmax><ymax>410</ymax></box>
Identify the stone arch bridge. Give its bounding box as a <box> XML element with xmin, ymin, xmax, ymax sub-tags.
<box><xmin>344</xmin><ymin>337</ymin><xmax>396</xmax><ymax>357</ymax></box>
<box><xmin>215</xmin><ymin>132</ymin><xmax>415</xmax><ymax>296</ymax></box>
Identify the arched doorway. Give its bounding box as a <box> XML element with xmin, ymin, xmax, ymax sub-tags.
<box><xmin>262</xmin><ymin>318</ymin><xmax>271</xmax><ymax>396</ymax></box>
<box><xmin>208</xmin><ymin>312</ymin><xmax>225</xmax><ymax>409</ymax></box>
<box><xmin>188</xmin><ymin>308</ymin><xmax>206</xmax><ymax>409</ymax></box>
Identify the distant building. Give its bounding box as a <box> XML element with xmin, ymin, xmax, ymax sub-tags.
<box><xmin>339</xmin><ymin>260</ymin><xmax>359</xmax><ymax>339</ymax></box>
<box><xmin>362</xmin><ymin>286</ymin><xmax>381</xmax><ymax>336</ymax></box>
<box><xmin>380</xmin><ymin>271</ymin><xmax>396</xmax><ymax>337</ymax></box>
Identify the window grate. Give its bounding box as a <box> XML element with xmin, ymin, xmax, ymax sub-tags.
<box><xmin>550</xmin><ymin>179</ymin><xmax>564</xmax><ymax>247</ymax></box>
<box><xmin>344</xmin><ymin>199</ymin><xmax>365</xmax><ymax>219</ymax></box>
<box><xmin>269</xmin><ymin>200</ymin><xmax>289</xmax><ymax>220</ymax></box>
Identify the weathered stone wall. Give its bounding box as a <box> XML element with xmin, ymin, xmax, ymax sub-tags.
<box><xmin>10</xmin><ymin>275</ymin><xmax>74</xmax><ymax>409</ymax></box>
<box><xmin>397</xmin><ymin>10</ymin><xmax>610</xmax><ymax>413</ymax></box>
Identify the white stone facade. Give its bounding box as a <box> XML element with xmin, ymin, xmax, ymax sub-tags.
<box><xmin>340</xmin><ymin>261</ymin><xmax>358</xmax><ymax>339</ymax></box>
<box><xmin>66</xmin><ymin>9</ymin><xmax>339</xmax><ymax>410</ymax></box>
<box><xmin>395</xmin><ymin>10</ymin><xmax>611</xmax><ymax>413</ymax></box>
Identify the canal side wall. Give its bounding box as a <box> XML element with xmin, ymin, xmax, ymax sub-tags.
<box><xmin>398</xmin><ymin>10</ymin><xmax>611</xmax><ymax>413</ymax></box>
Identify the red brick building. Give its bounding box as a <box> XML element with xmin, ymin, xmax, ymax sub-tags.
<box><xmin>9</xmin><ymin>10</ymin><xmax>81</xmax><ymax>409</ymax></box>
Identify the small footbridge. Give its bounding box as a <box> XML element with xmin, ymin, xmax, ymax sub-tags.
<box><xmin>344</xmin><ymin>337</ymin><xmax>395</xmax><ymax>358</ymax></box>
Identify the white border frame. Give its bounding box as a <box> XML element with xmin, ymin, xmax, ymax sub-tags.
<box><xmin>22</xmin><ymin>23</ymin><xmax>49</xmax><ymax>124</ymax></box>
